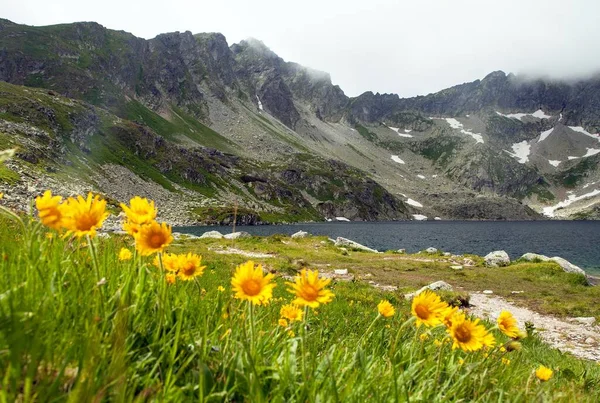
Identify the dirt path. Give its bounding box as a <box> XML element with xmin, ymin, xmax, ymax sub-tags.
<box><xmin>468</xmin><ymin>293</ymin><xmax>600</xmax><ymax>362</ymax></box>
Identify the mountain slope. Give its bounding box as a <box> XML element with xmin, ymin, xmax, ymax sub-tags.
<box><xmin>1</xmin><ymin>19</ymin><xmax>598</xmax><ymax>221</ymax></box>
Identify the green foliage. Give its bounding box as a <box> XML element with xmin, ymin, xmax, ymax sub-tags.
<box><xmin>0</xmin><ymin>215</ymin><xmax>598</xmax><ymax>401</ymax></box>
<box><xmin>0</xmin><ymin>164</ymin><xmax>20</xmax><ymax>184</ymax></box>
<box><xmin>354</xmin><ymin>124</ymin><xmax>378</xmax><ymax>142</ymax></box>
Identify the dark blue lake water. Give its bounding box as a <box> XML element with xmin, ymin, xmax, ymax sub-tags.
<box><xmin>176</xmin><ymin>221</ymin><xmax>600</xmax><ymax>275</ymax></box>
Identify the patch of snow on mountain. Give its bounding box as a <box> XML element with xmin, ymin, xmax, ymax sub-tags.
<box><xmin>461</xmin><ymin>130</ymin><xmax>484</xmax><ymax>144</ymax></box>
<box><xmin>558</xmin><ymin>113</ymin><xmax>563</xmax><ymax>122</ymax></box>
<box><xmin>412</xmin><ymin>214</ymin><xmax>428</xmax><ymax>221</ymax></box>
<box><xmin>388</xmin><ymin>126</ymin><xmax>413</xmax><ymax>138</ymax></box>
<box><xmin>548</xmin><ymin>160</ymin><xmax>561</xmax><ymax>167</ymax></box>
<box><xmin>405</xmin><ymin>129</ymin><xmax>412</xmax><ymax>133</ymax></box>
<box><xmin>569</xmin><ymin>126</ymin><xmax>600</xmax><ymax>141</ymax></box>
<box><xmin>445</xmin><ymin>118</ymin><xmax>463</xmax><ymax>129</ymax></box>
<box><xmin>583</xmin><ymin>181</ymin><xmax>598</xmax><ymax>189</ymax></box>
<box><xmin>335</xmin><ymin>217</ymin><xmax>350</xmax><ymax>222</ymax></box>
<box><xmin>391</xmin><ymin>155</ymin><xmax>405</xmax><ymax>164</ymax></box>
<box><xmin>543</xmin><ymin>189</ymin><xmax>600</xmax><ymax>217</ymax></box>
<box><xmin>582</xmin><ymin>148</ymin><xmax>600</xmax><ymax>157</ymax></box>
<box><xmin>406</xmin><ymin>198</ymin><xmax>423</xmax><ymax>208</ymax></box>
<box><xmin>496</xmin><ymin>110</ymin><xmax>551</xmax><ymax>121</ymax></box>
<box><xmin>256</xmin><ymin>96</ymin><xmax>263</xmax><ymax>111</ymax></box>
<box><xmin>568</xmin><ymin>156</ymin><xmax>579</xmax><ymax>160</ymax></box>
<box><xmin>432</xmin><ymin>174</ymin><xmax>438</xmax><ymax>178</ymax></box>
<box><xmin>417</xmin><ymin>174</ymin><xmax>426</xmax><ymax>179</ymax></box>
<box><xmin>538</xmin><ymin>128</ymin><xmax>554</xmax><ymax>142</ymax></box>
<box><xmin>531</xmin><ymin>109</ymin><xmax>552</xmax><ymax>119</ymax></box>
<box><xmin>509</xmin><ymin>141</ymin><xmax>531</xmax><ymax>164</ymax></box>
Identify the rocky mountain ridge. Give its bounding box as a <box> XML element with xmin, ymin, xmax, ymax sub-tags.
<box><xmin>0</xmin><ymin>18</ymin><xmax>598</xmax><ymax>222</ymax></box>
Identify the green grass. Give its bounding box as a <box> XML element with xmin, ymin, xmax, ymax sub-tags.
<box><xmin>0</xmin><ymin>203</ymin><xmax>599</xmax><ymax>401</ymax></box>
<box><xmin>0</xmin><ymin>164</ymin><xmax>20</xmax><ymax>184</ymax></box>
<box><xmin>355</xmin><ymin>124</ymin><xmax>378</xmax><ymax>142</ymax></box>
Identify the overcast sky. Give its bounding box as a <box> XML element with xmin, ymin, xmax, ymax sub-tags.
<box><xmin>4</xmin><ymin>0</ymin><xmax>600</xmax><ymax>97</ymax></box>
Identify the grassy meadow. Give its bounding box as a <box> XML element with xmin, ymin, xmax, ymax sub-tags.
<box><xmin>0</xmin><ymin>195</ymin><xmax>599</xmax><ymax>402</ymax></box>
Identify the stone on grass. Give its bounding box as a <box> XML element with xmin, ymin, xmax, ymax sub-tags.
<box><xmin>482</xmin><ymin>290</ymin><xmax>494</xmax><ymax>295</ymax></box>
<box><xmin>291</xmin><ymin>230</ymin><xmax>309</xmax><ymax>239</ymax></box>
<box><xmin>484</xmin><ymin>250</ymin><xmax>510</xmax><ymax>267</ymax></box>
<box><xmin>334</xmin><ymin>269</ymin><xmax>348</xmax><ymax>275</ymax></box>
<box><xmin>425</xmin><ymin>247</ymin><xmax>438</xmax><ymax>254</ymax></box>
<box><xmin>520</xmin><ymin>253</ymin><xmax>550</xmax><ymax>262</ymax></box>
<box><xmin>200</xmin><ymin>230</ymin><xmax>224</xmax><ymax>239</ymax></box>
<box><xmin>404</xmin><ymin>280</ymin><xmax>453</xmax><ymax>300</ymax></box>
<box><xmin>334</xmin><ymin>237</ymin><xmax>379</xmax><ymax>253</ymax></box>
<box><xmin>548</xmin><ymin>256</ymin><xmax>586</xmax><ymax>276</ymax></box>
<box><xmin>223</xmin><ymin>231</ymin><xmax>251</xmax><ymax>240</ymax></box>
<box><xmin>397</xmin><ymin>248</ymin><xmax>406</xmax><ymax>254</ymax></box>
<box><xmin>450</xmin><ymin>265</ymin><xmax>463</xmax><ymax>270</ymax></box>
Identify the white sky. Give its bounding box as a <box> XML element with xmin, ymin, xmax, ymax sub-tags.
<box><xmin>4</xmin><ymin>0</ymin><xmax>600</xmax><ymax>97</ymax></box>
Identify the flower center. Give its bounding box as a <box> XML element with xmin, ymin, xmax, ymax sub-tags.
<box><xmin>149</xmin><ymin>233</ymin><xmax>164</xmax><ymax>248</ymax></box>
<box><xmin>302</xmin><ymin>285</ymin><xmax>318</xmax><ymax>301</ymax></box>
<box><xmin>242</xmin><ymin>279</ymin><xmax>261</xmax><ymax>296</ymax></box>
<box><xmin>76</xmin><ymin>212</ymin><xmax>97</xmax><ymax>231</ymax></box>
<box><xmin>415</xmin><ymin>304</ymin><xmax>430</xmax><ymax>319</ymax></box>
<box><xmin>182</xmin><ymin>263</ymin><xmax>196</xmax><ymax>276</ymax></box>
<box><xmin>454</xmin><ymin>324</ymin><xmax>472</xmax><ymax>343</ymax></box>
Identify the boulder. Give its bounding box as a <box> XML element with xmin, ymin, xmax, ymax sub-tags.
<box><xmin>425</xmin><ymin>247</ymin><xmax>438</xmax><ymax>254</ymax></box>
<box><xmin>482</xmin><ymin>290</ymin><xmax>494</xmax><ymax>294</ymax></box>
<box><xmin>334</xmin><ymin>237</ymin><xmax>378</xmax><ymax>253</ymax></box>
<box><xmin>548</xmin><ymin>256</ymin><xmax>586</xmax><ymax>276</ymax></box>
<box><xmin>223</xmin><ymin>231</ymin><xmax>251</xmax><ymax>240</ymax></box>
<box><xmin>334</xmin><ymin>269</ymin><xmax>348</xmax><ymax>275</ymax></box>
<box><xmin>397</xmin><ymin>248</ymin><xmax>406</xmax><ymax>254</ymax></box>
<box><xmin>520</xmin><ymin>253</ymin><xmax>550</xmax><ymax>262</ymax></box>
<box><xmin>484</xmin><ymin>250</ymin><xmax>510</xmax><ymax>267</ymax></box>
<box><xmin>404</xmin><ymin>280</ymin><xmax>453</xmax><ymax>299</ymax></box>
<box><xmin>200</xmin><ymin>230</ymin><xmax>224</xmax><ymax>239</ymax></box>
<box><xmin>291</xmin><ymin>230</ymin><xmax>309</xmax><ymax>239</ymax></box>
<box><xmin>521</xmin><ymin>253</ymin><xmax>587</xmax><ymax>277</ymax></box>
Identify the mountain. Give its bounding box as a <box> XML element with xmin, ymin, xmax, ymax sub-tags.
<box><xmin>0</xmin><ymin>18</ymin><xmax>598</xmax><ymax>223</ymax></box>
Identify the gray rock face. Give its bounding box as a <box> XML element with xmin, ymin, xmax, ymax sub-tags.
<box><xmin>200</xmin><ymin>230</ymin><xmax>224</xmax><ymax>239</ymax></box>
<box><xmin>223</xmin><ymin>231</ymin><xmax>251</xmax><ymax>240</ymax></box>
<box><xmin>291</xmin><ymin>230</ymin><xmax>309</xmax><ymax>239</ymax></box>
<box><xmin>484</xmin><ymin>250</ymin><xmax>511</xmax><ymax>267</ymax></box>
<box><xmin>334</xmin><ymin>237</ymin><xmax>379</xmax><ymax>253</ymax></box>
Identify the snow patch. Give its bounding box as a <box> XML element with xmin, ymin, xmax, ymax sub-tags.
<box><xmin>461</xmin><ymin>129</ymin><xmax>484</xmax><ymax>144</ymax></box>
<box><xmin>445</xmin><ymin>118</ymin><xmax>463</xmax><ymax>129</ymax></box>
<box><xmin>256</xmin><ymin>96</ymin><xmax>263</xmax><ymax>111</ymax></box>
<box><xmin>432</xmin><ymin>174</ymin><xmax>438</xmax><ymax>178</ymax></box>
<box><xmin>388</xmin><ymin>126</ymin><xmax>413</xmax><ymax>138</ymax></box>
<box><xmin>582</xmin><ymin>148</ymin><xmax>600</xmax><ymax>158</ymax></box>
<box><xmin>538</xmin><ymin>128</ymin><xmax>554</xmax><ymax>142</ymax></box>
<box><xmin>417</xmin><ymin>174</ymin><xmax>426</xmax><ymax>179</ymax></box>
<box><xmin>548</xmin><ymin>160</ymin><xmax>561</xmax><ymax>167</ymax></box>
<box><xmin>568</xmin><ymin>126</ymin><xmax>599</xmax><ymax>140</ymax></box>
<box><xmin>437</xmin><ymin>118</ymin><xmax>484</xmax><ymax>143</ymax></box>
<box><xmin>412</xmin><ymin>214</ymin><xmax>428</xmax><ymax>221</ymax></box>
<box><xmin>434</xmin><ymin>217</ymin><xmax>442</xmax><ymax>221</ymax></box>
<box><xmin>335</xmin><ymin>217</ymin><xmax>350</xmax><ymax>222</ymax></box>
<box><xmin>391</xmin><ymin>155</ymin><xmax>405</xmax><ymax>164</ymax></box>
<box><xmin>406</xmin><ymin>198</ymin><xmax>423</xmax><ymax>208</ymax></box>
<box><xmin>507</xmin><ymin>141</ymin><xmax>530</xmax><ymax>164</ymax></box>
<box><xmin>543</xmin><ymin>189</ymin><xmax>600</xmax><ymax>217</ymax></box>
<box><xmin>496</xmin><ymin>109</ymin><xmax>551</xmax><ymax>121</ymax></box>
<box><xmin>404</xmin><ymin>129</ymin><xmax>412</xmax><ymax>133</ymax></box>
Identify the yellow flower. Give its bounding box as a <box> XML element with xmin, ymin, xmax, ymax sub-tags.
<box><xmin>535</xmin><ymin>365</ymin><xmax>553</xmax><ymax>381</ymax></box>
<box><xmin>419</xmin><ymin>333</ymin><xmax>429</xmax><ymax>342</ymax></box>
<box><xmin>217</xmin><ymin>285</ymin><xmax>226</xmax><ymax>292</ymax></box>
<box><xmin>482</xmin><ymin>332</ymin><xmax>496</xmax><ymax>349</ymax></box>
<box><xmin>118</xmin><ymin>248</ymin><xmax>133</xmax><ymax>261</ymax></box>
<box><xmin>220</xmin><ymin>328</ymin><xmax>232</xmax><ymax>340</ymax></box>
<box><xmin>120</xmin><ymin>196</ymin><xmax>157</xmax><ymax>225</ymax></box>
<box><xmin>0</xmin><ymin>192</ymin><xmax>3</xmax><ymax>199</ymax></box>
<box><xmin>177</xmin><ymin>253</ymin><xmax>206</xmax><ymax>281</ymax></box>
<box><xmin>502</xmin><ymin>358</ymin><xmax>510</xmax><ymax>366</ymax></box>
<box><xmin>231</xmin><ymin>260</ymin><xmax>276</xmax><ymax>305</ymax></box>
<box><xmin>61</xmin><ymin>193</ymin><xmax>109</xmax><ymax>238</ymax></box>
<box><xmin>447</xmin><ymin>311</ymin><xmax>489</xmax><ymax>352</ymax></box>
<box><xmin>458</xmin><ymin>358</ymin><xmax>465</xmax><ymax>365</ymax></box>
<box><xmin>134</xmin><ymin>221</ymin><xmax>173</xmax><ymax>256</ymax></box>
<box><xmin>434</xmin><ymin>339</ymin><xmax>443</xmax><ymax>347</ymax></box>
<box><xmin>45</xmin><ymin>232</ymin><xmax>54</xmax><ymax>240</ymax></box>
<box><xmin>166</xmin><ymin>273</ymin><xmax>176</xmax><ymax>284</ymax></box>
<box><xmin>280</xmin><ymin>304</ymin><xmax>304</xmax><ymax>322</ymax></box>
<box><xmin>153</xmin><ymin>253</ymin><xmax>179</xmax><ymax>272</ymax></box>
<box><xmin>123</xmin><ymin>221</ymin><xmax>141</xmax><ymax>237</ymax></box>
<box><xmin>286</xmin><ymin>269</ymin><xmax>334</xmax><ymax>308</ymax></box>
<box><xmin>35</xmin><ymin>190</ymin><xmax>65</xmax><ymax>230</ymax></box>
<box><xmin>506</xmin><ymin>341</ymin><xmax>522</xmax><ymax>352</ymax></box>
<box><xmin>442</xmin><ymin>306</ymin><xmax>459</xmax><ymax>328</ymax></box>
<box><xmin>497</xmin><ymin>311</ymin><xmax>521</xmax><ymax>338</ymax></box>
<box><xmin>377</xmin><ymin>300</ymin><xmax>396</xmax><ymax>318</ymax></box>
<box><xmin>278</xmin><ymin>318</ymin><xmax>288</xmax><ymax>327</ymax></box>
<box><xmin>411</xmin><ymin>290</ymin><xmax>449</xmax><ymax>327</ymax></box>
<box><xmin>499</xmin><ymin>346</ymin><xmax>506</xmax><ymax>353</ymax></box>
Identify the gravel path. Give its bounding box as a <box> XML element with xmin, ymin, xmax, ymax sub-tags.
<box><xmin>468</xmin><ymin>293</ymin><xmax>600</xmax><ymax>362</ymax></box>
